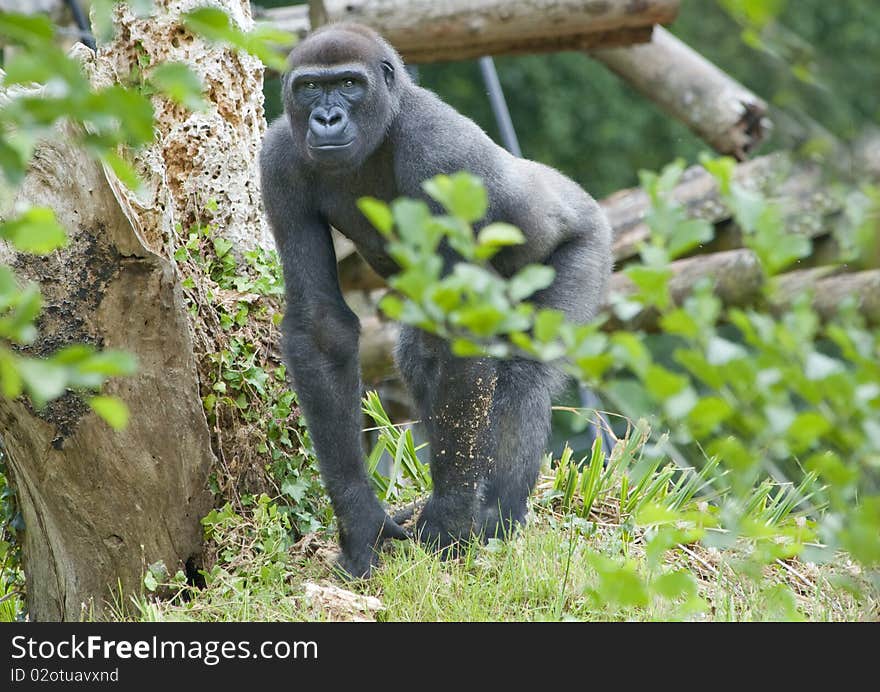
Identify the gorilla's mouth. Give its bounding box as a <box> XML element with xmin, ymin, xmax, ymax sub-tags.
<box><xmin>309</xmin><ymin>140</ymin><xmax>355</xmax><ymax>150</ymax></box>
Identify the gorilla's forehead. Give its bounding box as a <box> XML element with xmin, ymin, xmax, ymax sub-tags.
<box><xmin>289</xmin><ymin>62</ymin><xmax>371</xmax><ymax>80</ymax></box>
<box><xmin>287</xmin><ymin>28</ymin><xmax>386</xmax><ymax>69</ymax></box>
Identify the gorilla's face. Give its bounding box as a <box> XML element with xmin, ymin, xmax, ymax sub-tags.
<box><xmin>285</xmin><ymin>61</ymin><xmax>395</xmax><ymax>172</ymax></box>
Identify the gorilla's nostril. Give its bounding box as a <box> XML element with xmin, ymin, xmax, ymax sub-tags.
<box><xmin>329</xmin><ymin>114</ymin><xmax>342</xmax><ymax>126</ymax></box>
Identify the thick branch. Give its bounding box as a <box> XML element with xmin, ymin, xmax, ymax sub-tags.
<box><xmin>265</xmin><ymin>0</ymin><xmax>680</xmax><ymax>63</ymax></box>
<box><xmin>594</xmin><ymin>27</ymin><xmax>770</xmax><ymax>159</ymax></box>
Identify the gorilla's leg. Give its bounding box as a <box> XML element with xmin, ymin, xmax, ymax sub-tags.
<box><xmin>478</xmin><ymin>359</ymin><xmax>554</xmax><ymax>539</ymax></box>
<box><xmin>478</xmin><ymin>232</ymin><xmax>608</xmax><ymax>536</ymax></box>
<box><xmin>396</xmin><ymin>327</ymin><xmax>499</xmax><ymax>550</ymax></box>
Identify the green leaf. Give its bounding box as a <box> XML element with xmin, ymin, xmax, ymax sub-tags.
<box><xmin>623</xmin><ymin>265</ymin><xmax>672</xmax><ymax>309</ymax></box>
<box><xmin>635</xmin><ymin>502</ymin><xmax>681</xmax><ymax>526</ymax></box>
<box><xmin>0</xmin><ymin>349</ymin><xmax>23</xmax><ymax>399</ymax></box>
<box><xmin>687</xmin><ymin>396</ymin><xmax>733</xmax><ymax>436</ymax></box>
<box><xmin>357</xmin><ymin>197</ymin><xmax>394</xmax><ymax>237</ymax></box>
<box><xmin>281</xmin><ymin>478</ymin><xmax>307</xmax><ymax>503</ymax></box>
<box><xmin>786</xmin><ymin>411</ymin><xmax>830</xmax><ymax>453</ymax></box>
<box><xmin>451</xmin><ymin>339</ymin><xmax>486</xmax><ymax>357</ymax></box>
<box><xmin>0</xmin><ymin>137</ymin><xmax>27</xmax><ymax>185</ymax></box>
<box><xmin>392</xmin><ymin>198</ymin><xmax>432</xmax><ymax>246</ymax></box>
<box><xmin>476</xmin><ymin>223</ymin><xmax>525</xmax><ymax>249</ymax></box>
<box><xmin>659</xmin><ymin>309</ymin><xmax>699</xmax><ymax>338</ymax></box>
<box><xmin>101</xmin><ymin>151</ymin><xmax>143</xmax><ymax>192</ymax></box>
<box><xmin>610</xmin><ymin>333</ymin><xmax>651</xmax><ymax>376</ymax></box>
<box><xmin>379</xmin><ymin>294</ymin><xmax>404</xmax><ymax>320</ymax></box>
<box><xmin>184</xmin><ymin>8</ymin><xmax>294</xmax><ymax>71</ymax></box>
<box><xmin>213</xmin><ymin>237</ymin><xmax>234</xmax><ymax>258</ymax></box>
<box><xmin>90</xmin><ymin>396</ymin><xmax>130</xmax><ymax>430</ymax></box>
<box><xmin>422</xmin><ymin>172</ymin><xmax>488</xmax><ymax>223</ymax></box>
<box><xmin>88</xmin><ymin>85</ymin><xmax>155</xmax><ymax>144</ymax></box>
<box><xmin>509</xmin><ymin>264</ymin><xmax>555</xmax><ymax>302</ymax></box>
<box><xmin>0</xmin><ymin>10</ymin><xmax>54</xmax><ymax>46</ymax></box>
<box><xmin>664</xmin><ymin>386</ymin><xmax>698</xmax><ymax>419</ymax></box>
<box><xmin>706</xmin><ymin>336</ymin><xmax>747</xmax><ymax>365</ymax></box>
<box><xmin>652</xmin><ymin>570</ymin><xmax>697</xmax><ymax>600</ymax></box>
<box><xmin>533</xmin><ymin>309</ymin><xmax>565</xmax><ymax>343</ymax></box>
<box><xmin>16</xmin><ymin>359</ymin><xmax>67</xmax><ymax>406</ymax></box>
<box><xmin>644</xmin><ymin>364</ymin><xmax>688</xmax><ymax>398</ymax></box>
<box><xmin>77</xmin><ymin>351</ymin><xmax>137</xmax><ymax>377</ymax></box>
<box><xmin>804</xmin><ymin>351</ymin><xmax>844</xmax><ymax>380</ymax></box>
<box><xmin>0</xmin><ymin>208</ymin><xmax>67</xmax><ymax>254</ymax></box>
<box><xmin>150</xmin><ymin>63</ymin><xmax>205</xmax><ymax>111</ymax></box>
<box><xmin>707</xmin><ymin>435</ymin><xmax>756</xmax><ymax>471</ymax></box>
<box><xmin>699</xmin><ymin>154</ymin><xmax>737</xmax><ymax>195</ymax></box>
<box><xmin>184</xmin><ymin>7</ymin><xmax>231</xmax><ymax>34</ymax></box>
<box><xmin>2</xmin><ymin>50</ymin><xmax>55</xmax><ymax>85</ymax></box>
<box><xmin>669</xmin><ymin>218</ymin><xmax>714</xmax><ymax>259</ymax></box>
<box><xmin>452</xmin><ymin>304</ymin><xmax>506</xmax><ymax>337</ymax></box>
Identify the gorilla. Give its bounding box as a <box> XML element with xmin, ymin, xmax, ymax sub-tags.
<box><xmin>260</xmin><ymin>23</ymin><xmax>612</xmax><ymax>578</ymax></box>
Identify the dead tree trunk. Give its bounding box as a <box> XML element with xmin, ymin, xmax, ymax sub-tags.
<box><xmin>0</xmin><ymin>0</ymin><xmax>276</xmax><ymax>620</ymax></box>
<box><xmin>296</xmin><ymin>0</ymin><xmax>680</xmax><ymax>62</ymax></box>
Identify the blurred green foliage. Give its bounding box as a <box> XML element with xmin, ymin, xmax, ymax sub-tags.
<box><xmin>361</xmin><ymin>162</ymin><xmax>879</xmax><ymax>596</ymax></box>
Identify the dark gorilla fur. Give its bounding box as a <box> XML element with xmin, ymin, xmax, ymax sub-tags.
<box><xmin>260</xmin><ymin>23</ymin><xmax>613</xmax><ymax>578</ymax></box>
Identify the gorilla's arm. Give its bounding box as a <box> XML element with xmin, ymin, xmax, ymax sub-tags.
<box><xmin>260</xmin><ymin>124</ymin><xmax>405</xmax><ymax>578</ymax></box>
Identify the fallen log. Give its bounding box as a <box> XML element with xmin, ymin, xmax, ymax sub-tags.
<box><xmin>604</xmin><ymin>154</ymin><xmax>839</xmax><ymax>263</ymax></box>
<box><xmin>339</xmin><ymin>153</ymin><xmax>840</xmax><ymax>292</ymax></box>
<box><xmin>594</xmin><ymin>27</ymin><xmax>770</xmax><ymax>160</ymax></box>
<box><xmin>265</xmin><ymin>0</ymin><xmax>680</xmax><ymax>63</ymax></box>
<box><xmin>774</xmin><ymin>268</ymin><xmax>880</xmax><ymax>324</ymax></box>
<box><xmin>357</xmin><ymin>253</ymin><xmax>878</xmax><ymax>380</ymax></box>
<box><xmin>604</xmin><ymin>248</ymin><xmax>764</xmax><ymax>330</ymax></box>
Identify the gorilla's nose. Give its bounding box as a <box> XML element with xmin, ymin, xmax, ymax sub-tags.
<box><xmin>309</xmin><ymin>106</ymin><xmax>347</xmax><ymax>141</ymax></box>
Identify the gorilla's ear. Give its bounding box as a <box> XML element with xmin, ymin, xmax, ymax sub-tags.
<box><xmin>380</xmin><ymin>60</ymin><xmax>395</xmax><ymax>88</ymax></box>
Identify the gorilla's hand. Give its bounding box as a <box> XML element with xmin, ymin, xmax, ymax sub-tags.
<box><xmin>337</xmin><ymin>506</ymin><xmax>409</xmax><ymax>579</ymax></box>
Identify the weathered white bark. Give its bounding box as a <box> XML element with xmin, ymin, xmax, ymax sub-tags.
<box><xmin>594</xmin><ymin>27</ymin><xmax>770</xmax><ymax>159</ymax></box>
<box><xmin>95</xmin><ymin>0</ymin><xmax>274</xmax><ymax>255</ymax></box>
<box><xmin>267</xmin><ymin>0</ymin><xmax>680</xmax><ymax>63</ymax></box>
<box><xmin>0</xmin><ymin>0</ymin><xmax>276</xmax><ymax>620</ymax></box>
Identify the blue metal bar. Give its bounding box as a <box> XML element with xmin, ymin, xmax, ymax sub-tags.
<box><xmin>65</xmin><ymin>0</ymin><xmax>96</xmax><ymax>50</ymax></box>
<box><xmin>478</xmin><ymin>56</ymin><xmax>521</xmax><ymax>157</ymax></box>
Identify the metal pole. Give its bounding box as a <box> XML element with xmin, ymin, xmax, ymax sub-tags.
<box><xmin>478</xmin><ymin>56</ymin><xmax>521</xmax><ymax>157</ymax></box>
<box><xmin>65</xmin><ymin>0</ymin><xmax>96</xmax><ymax>51</ymax></box>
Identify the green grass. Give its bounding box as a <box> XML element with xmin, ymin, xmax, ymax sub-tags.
<box><xmin>5</xmin><ymin>406</ymin><xmax>874</xmax><ymax>623</ymax></box>
<box><xmin>116</xmin><ymin>509</ymin><xmax>874</xmax><ymax>622</ymax></box>
<box><xmin>111</xmin><ymin>434</ymin><xmax>877</xmax><ymax>623</ymax></box>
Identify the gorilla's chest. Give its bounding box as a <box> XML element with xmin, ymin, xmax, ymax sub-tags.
<box><xmin>321</xmin><ymin>177</ymin><xmax>399</xmax><ymax>278</ymax></box>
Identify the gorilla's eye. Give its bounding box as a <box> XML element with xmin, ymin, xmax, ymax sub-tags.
<box><xmin>305</xmin><ymin>81</ymin><xmax>318</xmax><ymax>90</ymax></box>
<box><xmin>343</xmin><ymin>79</ymin><xmax>356</xmax><ymax>88</ymax></box>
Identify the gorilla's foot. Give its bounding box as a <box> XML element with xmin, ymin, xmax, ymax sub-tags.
<box><xmin>478</xmin><ymin>499</ymin><xmax>528</xmax><ymax>543</ymax></box>
<box><xmin>414</xmin><ymin>495</ymin><xmax>476</xmax><ymax>559</ymax></box>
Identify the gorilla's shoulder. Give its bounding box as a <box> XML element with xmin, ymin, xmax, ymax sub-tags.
<box><xmin>390</xmin><ymin>87</ymin><xmax>501</xmax><ymax>169</ymax></box>
<box><xmin>260</xmin><ymin>118</ymin><xmax>296</xmax><ymax>176</ymax></box>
